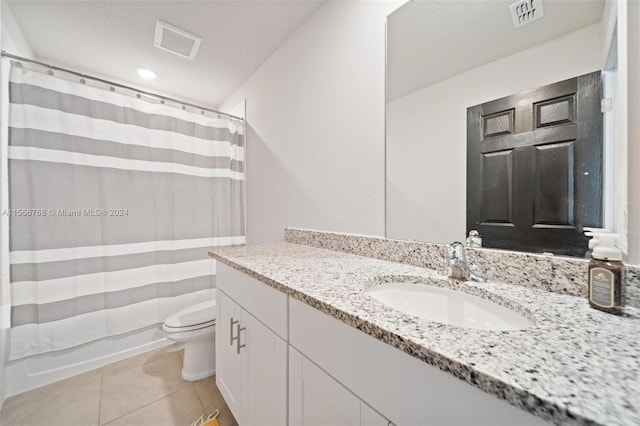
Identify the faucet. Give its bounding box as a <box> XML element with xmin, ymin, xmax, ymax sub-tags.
<box><xmin>445</xmin><ymin>241</ymin><xmax>486</xmax><ymax>282</ymax></box>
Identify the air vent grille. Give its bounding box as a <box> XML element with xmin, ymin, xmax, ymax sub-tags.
<box><xmin>509</xmin><ymin>0</ymin><xmax>544</xmax><ymax>29</ymax></box>
<box><xmin>154</xmin><ymin>20</ymin><xmax>202</xmax><ymax>60</ymax></box>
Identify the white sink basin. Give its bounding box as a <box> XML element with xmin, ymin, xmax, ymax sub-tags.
<box><xmin>366</xmin><ymin>283</ymin><xmax>532</xmax><ymax>331</ymax></box>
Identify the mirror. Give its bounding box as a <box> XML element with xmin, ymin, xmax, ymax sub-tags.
<box><xmin>385</xmin><ymin>0</ymin><xmax>627</xmax><ymax>257</ymax></box>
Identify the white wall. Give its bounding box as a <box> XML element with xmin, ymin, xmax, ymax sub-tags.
<box><xmin>1</xmin><ymin>3</ymin><xmax>34</xmax><ymax>58</ymax></box>
<box><xmin>220</xmin><ymin>0</ymin><xmax>402</xmax><ymax>244</ymax></box>
<box><xmin>387</xmin><ymin>23</ymin><xmax>605</xmax><ymax>244</ymax></box>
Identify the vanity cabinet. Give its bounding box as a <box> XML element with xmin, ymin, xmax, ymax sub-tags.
<box><xmin>215</xmin><ymin>263</ymin><xmax>549</xmax><ymax>426</ymax></box>
<box><xmin>216</xmin><ymin>264</ymin><xmax>288</xmax><ymax>426</ymax></box>
<box><xmin>289</xmin><ymin>298</ymin><xmax>550</xmax><ymax>426</ymax></box>
<box><xmin>289</xmin><ymin>347</ymin><xmax>390</xmax><ymax>426</ymax></box>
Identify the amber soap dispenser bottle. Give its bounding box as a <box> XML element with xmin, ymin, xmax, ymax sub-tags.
<box><xmin>588</xmin><ymin>233</ymin><xmax>624</xmax><ymax>314</ymax></box>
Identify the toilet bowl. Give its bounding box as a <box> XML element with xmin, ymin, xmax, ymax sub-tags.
<box><xmin>163</xmin><ymin>298</ymin><xmax>216</xmax><ymax>381</ymax></box>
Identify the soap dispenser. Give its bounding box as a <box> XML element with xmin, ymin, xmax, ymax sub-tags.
<box><xmin>588</xmin><ymin>233</ymin><xmax>624</xmax><ymax>314</ymax></box>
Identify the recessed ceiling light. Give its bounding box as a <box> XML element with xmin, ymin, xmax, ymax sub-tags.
<box><xmin>137</xmin><ymin>68</ymin><xmax>157</xmax><ymax>80</ymax></box>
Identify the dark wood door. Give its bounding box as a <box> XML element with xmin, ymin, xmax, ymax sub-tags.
<box><xmin>467</xmin><ymin>71</ymin><xmax>603</xmax><ymax>256</ymax></box>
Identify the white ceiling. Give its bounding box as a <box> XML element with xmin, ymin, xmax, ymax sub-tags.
<box><xmin>7</xmin><ymin>0</ymin><xmax>324</xmax><ymax>108</ymax></box>
<box><xmin>387</xmin><ymin>0</ymin><xmax>605</xmax><ymax>102</ymax></box>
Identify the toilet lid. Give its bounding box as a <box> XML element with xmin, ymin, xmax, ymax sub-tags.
<box><xmin>164</xmin><ymin>299</ymin><xmax>216</xmax><ymax>329</ymax></box>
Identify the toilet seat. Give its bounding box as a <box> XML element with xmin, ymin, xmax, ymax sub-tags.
<box><xmin>164</xmin><ymin>320</ymin><xmax>215</xmax><ymax>334</ymax></box>
<box><xmin>163</xmin><ymin>299</ymin><xmax>216</xmax><ymax>333</ymax></box>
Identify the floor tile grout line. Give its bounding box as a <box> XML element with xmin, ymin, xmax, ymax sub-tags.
<box><xmin>2</xmin><ymin>346</ymin><xmax>210</xmax><ymax>426</ymax></box>
<box><xmin>100</xmin><ymin>387</ymin><xmax>186</xmax><ymax>426</ymax></box>
<box><xmin>97</xmin><ymin>368</ymin><xmax>104</xmax><ymax>426</ymax></box>
<box><xmin>0</xmin><ymin>369</ymin><xmax>104</xmax><ymax>426</ymax></box>
<box><xmin>98</xmin><ymin>351</ymin><xmax>189</xmax><ymax>425</ymax></box>
<box><xmin>193</xmin><ymin>382</ymin><xmax>207</xmax><ymax>413</ymax></box>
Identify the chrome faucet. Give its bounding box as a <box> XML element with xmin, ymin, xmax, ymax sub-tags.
<box><xmin>445</xmin><ymin>241</ymin><xmax>486</xmax><ymax>282</ymax></box>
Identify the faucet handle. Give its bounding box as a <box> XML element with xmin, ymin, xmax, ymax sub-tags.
<box><xmin>445</xmin><ymin>241</ymin><xmax>487</xmax><ymax>282</ymax></box>
<box><xmin>466</xmin><ymin>230</ymin><xmax>483</xmax><ymax>248</ymax></box>
<box><xmin>447</xmin><ymin>241</ymin><xmax>465</xmax><ymax>261</ymax></box>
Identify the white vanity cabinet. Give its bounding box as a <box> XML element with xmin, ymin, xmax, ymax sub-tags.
<box><xmin>216</xmin><ymin>264</ymin><xmax>288</xmax><ymax>426</ymax></box>
<box><xmin>289</xmin><ymin>347</ymin><xmax>390</xmax><ymax>426</ymax></box>
<box><xmin>289</xmin><ymin>298</ymin><xmax>550</xmax><ymax>426</ymax></box>
<box><xmin>215</xmin><ymin>262</ymin><xmax>550</xmax><ymax>426</ymax></box>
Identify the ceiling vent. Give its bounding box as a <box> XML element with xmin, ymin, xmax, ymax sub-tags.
<box><xmin>509</xmin><ymin>0</ymin><xmax>544</xmax><ymax>29</ymax></box>
<box><xmin>154</xmin><ymin>20</ymin><xmax>202</xmax><ymax>60</ymax></box>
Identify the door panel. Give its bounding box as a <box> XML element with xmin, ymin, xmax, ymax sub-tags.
<box><xmin>360</xmin><ymin>403</ymin><xmax>389</xmax><ymax>426</ymax></box>
<box><xmin>289</xmin><ymin>347</ymin><xmax>360</xmax><ymax>426</ymax></box>
<box><xmin>481</xmin><ymin>150</ymin><xmax>513</xmax><ymax>225</ymax></box>
<box><xmin>243</xmin><ymin>310</ymin><xmax>287</xmax><ymax>426</ymax></box>
<box><xmin>216</xmin><ymin>290</ymin><xmax>243</xmax><ymax>423</ymax></box>
<box><xmin>533</xmin><ymin>141</ymin><xmax>575</xmax><ymax>227</ymax></box>
<box><xmin>535</xmin><ymin>95</ymin><xmax>575</xmax><ymax>127</ymax></box>
<box><xmin>467</xmin><ymin>71</ymin><xmax>603</xmax><ymax>256</ymax></box>
<box><xmin>483</xmin><ymin>109</ymin><xmax>514</xmax><ymax>137</ymax></box>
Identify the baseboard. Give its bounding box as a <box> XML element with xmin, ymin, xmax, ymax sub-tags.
<box><xmin>4</xmin><ymin>325</ymin><xmax>171</xmax><ymax>398</ymax></box>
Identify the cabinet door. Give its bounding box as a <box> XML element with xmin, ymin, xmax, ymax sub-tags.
<box><xmin>361</xmin><ymin>403</ymin><xmax>389</xmax><ymax>426</ymax></box>
<box><xmin>242</xmin><ymin>311</ymin><xmax>287</xmax><ymax>426</ymax></box>
<box><xmin>290</xmin><ymin>347</ymin><xmax>360</xmax><ymax>426</ymax></box>
<box><xmin>216</xmin><ymin>290</ymin><xmax>243</xmax><ymax>423</ymax></box>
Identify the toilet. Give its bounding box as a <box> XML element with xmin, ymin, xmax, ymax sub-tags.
<box><xmin>162</xmin><ymin>298</ymin><xmax>216</xmax><ymax>381</ymax></box>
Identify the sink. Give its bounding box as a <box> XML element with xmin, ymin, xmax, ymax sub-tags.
<box><xmin>366</xmin><ymin>282</ymin><xmax>532</xmax><ymax>331</ymax></box>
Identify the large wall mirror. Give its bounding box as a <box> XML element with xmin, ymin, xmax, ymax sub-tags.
<box><xmin>386</xmin><ymin>0</ymin><xmax>628</xmax><ymax>258</ymax></box>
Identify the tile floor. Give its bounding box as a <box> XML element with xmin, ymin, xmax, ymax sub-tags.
<box><xmin>0</xmin><ymin>345</ymin><xmax>237</xmax><ymax>426</ymax></box>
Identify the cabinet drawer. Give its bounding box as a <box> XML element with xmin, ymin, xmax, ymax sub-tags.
<box><xmin>216</xmin><ymin>262</ymin><xmax>288</xmax><ymax>339</ymax></box>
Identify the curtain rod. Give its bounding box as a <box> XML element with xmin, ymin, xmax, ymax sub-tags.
<box><xmin>1</xmin><ymin>50</ymin><xmax>244</xmax><ymax>121</ymax></box>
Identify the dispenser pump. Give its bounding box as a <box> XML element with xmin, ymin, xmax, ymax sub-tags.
<box><xmin>591</xmin><ymin>233</ymin><xmax>622</xmax><ymax>261</ymax></box>
<box><xmin>588</xmin><ymin>232</ymin><xmax>624</xmax><ymax>314</ymax></box>
<box><xmin>583</xmin><ymin>228</ymin><xmax>609</xmax><ymax>258</ymax></box>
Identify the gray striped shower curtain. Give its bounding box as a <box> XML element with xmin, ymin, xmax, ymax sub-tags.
<box><xmin>6</xmin><ymin>63</ymin><xmax>245</xmax><ymax>359</ymax></box>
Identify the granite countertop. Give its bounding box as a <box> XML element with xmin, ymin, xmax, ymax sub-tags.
<box><xmin>209</xmin><ymin>242</ymin><xmax>640</xmax><ymax>426</ymax></box>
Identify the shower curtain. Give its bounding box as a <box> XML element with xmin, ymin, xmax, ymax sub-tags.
<box><xmin>6</xmin><ymin>63</ymin><xmax>245</xmax><ymax>360</ymax></box>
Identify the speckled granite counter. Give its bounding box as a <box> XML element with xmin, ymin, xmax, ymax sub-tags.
<box><xmin>209</xmin><ymin>243</ymin><xmax>640</xmax><ymax>426</ymax></box>
<box><xmin>284</xmin><ymin>228</ymin><xmax>640</xmax><ymax>309</ymax></box>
